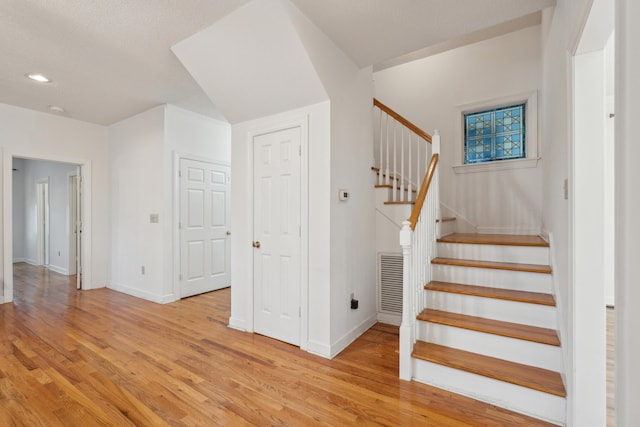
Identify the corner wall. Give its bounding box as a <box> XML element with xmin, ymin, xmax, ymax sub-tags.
<box><xmin>108</xmin><ymin>105</ymin><xmax>231</xmax><ymax>303</ymax></box>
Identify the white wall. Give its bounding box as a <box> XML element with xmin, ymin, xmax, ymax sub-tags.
<box><xmin>373</xmin><ymin>25</ymin><xmax>543</xmax><ymax>235</ymax></box>
<box><xmin>108</xmin><ymin>104</ymin><xmax>231</xmax><ymax>303</ymax></box>
<box><xmin>573</xmin><ymin>50</ymin><xmax>607</xmax><ymax>427</ymax></box>
<box><xmin>539</xmin><ymin>0</ymin><xmax>599</xmax><ymax>424</ymax></box>
<box><xmin>12</xmin><ymin>158</ymin><xmax>25</xmax><ymax>262</ymax></box>
<box><xmin>0</xmin><ymin>102</ymin><xmax>109</xmax><ymax>302</ymax></box>
<box><xmin>108</xmin><ymin>106</ymin><xmax>166</xmax><ymax>302</ymax></box>
<box><xmin>615</xmin><ymin>0</ymin><xmax>640</xmax><ymax>423</ymax></box>
<box><xmin>17</xmin><ymin>159</ymin><xmax>77</xmax><ymax>273</ymax></box>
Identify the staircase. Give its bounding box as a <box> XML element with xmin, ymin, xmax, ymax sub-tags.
<box><xmin>372</xmin><ymin>98</ymin><xmax>566</xmax><ymax>425</ymax></box>
<box><xmin>413</xmin><ymin>233</ymin><xmax>566</xmax><ymax>425</ymax></box>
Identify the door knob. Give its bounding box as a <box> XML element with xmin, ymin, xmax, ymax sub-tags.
<box><xmin>226</xmin><ymin>231</ymin><xmax>231</xmax><ymax>235</ymax></box>
<box><xmin>252</xmin><ymin>241</ymin><xmax>261</xmax><ymax>248</ymax></box>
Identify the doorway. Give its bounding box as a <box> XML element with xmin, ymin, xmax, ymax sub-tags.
<box><xmin>252</xmin><ymin>126</ymin><xmax>302</xmax><ymax>346</ymax></box>
<box><xmin>571</xmin><ymin>0</ymin><xmax>614</xmax><ymax>423</ymax></box>
<box><xmin>4</xmin><ymin>156</ymin><xmax>88</xmax><ymax>303</ymax></box>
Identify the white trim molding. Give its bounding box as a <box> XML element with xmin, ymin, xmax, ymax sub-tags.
<box><xmin>453</xmin><ymin>91</ymin><xmax>540</xmax><ymax>174</ymax></box>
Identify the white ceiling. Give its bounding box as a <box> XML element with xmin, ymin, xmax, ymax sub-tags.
<box><xmin>0</xmin><ymin>0</ymin><xmax>555</xmax><ymax>126</ymax></box>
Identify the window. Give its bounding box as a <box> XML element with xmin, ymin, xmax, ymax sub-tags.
<box><xmin>464</xmin><ymin>104</ymin><xmax>525</xmax><ymax>164</ymax></box>
<box><xmin>453</xmin><ymin>92</ymin><xmax>538</xmax><ymax>173</ymax></box>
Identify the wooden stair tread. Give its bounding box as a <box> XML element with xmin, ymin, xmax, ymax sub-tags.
<box><xmin>426</xmin><ymin>281</ymin><xmax>556</xmax><ymax>306</ymax></box>
<box><xmin>375</xmin><ymin>184</ymin><xmax>417</xmax><ymax>193</ymax></box>
<box><xmin>432</xmin><ymin>257</ymin><xmax>552</xmax><ymax>274</ymax></box>
<box><xmin>437</xmin><ymin>233</ymin><xmax>549</xmax><ymax>247</ymax></box>
<box><xmin>436</xmin><ymin>217</ymin><xmax>456</xmax><ymax>223</ymax></box>
<box><xmin>418</xmin><ymin>309</ymin><xmax>560</xmax><ymax>346</ymax></box>
<box><xmin>412</xmin><ymin>341</ymin><xmax>566</xmax><ymax>397</ymax></box>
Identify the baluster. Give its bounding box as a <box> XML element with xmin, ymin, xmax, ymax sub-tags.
<box><xmin>385</xmin><ymin>114</ymin><xmax>390</xmax><ymax>186</ymax></box>
<box><xmin>408</xmin><ymin>130</ymin><xmax>412</xmax><ymax>202</ymax></box>
<box><xmin>378</xmin><ymin>110</ymin><xmax>383</xmax><ymax>185</ymax></box>
<box><xmin>400</xmin><ymin>127</ymin><xmax>405</xmax><ymax>201</ymax></box>
<box><xmin>393</xmin><ymin>121</ymin><xmax>397</xmax><ymax>202</ymax></box>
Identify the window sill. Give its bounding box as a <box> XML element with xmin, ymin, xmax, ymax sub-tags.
<box><xmin>453</xmin><ymin>157</ymin><xmax>540</xmax><ymax>174</ymax></box>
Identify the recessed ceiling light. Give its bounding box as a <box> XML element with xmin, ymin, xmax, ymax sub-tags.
<box><xmin>48</xmin><ymin>105</ymin><xmax>65</xmax><ymax>113</ymax></box>
<box><xmin>26</xmin><ymin>73</ymin><xmax>51</xmax><ymax>83</ymax></box>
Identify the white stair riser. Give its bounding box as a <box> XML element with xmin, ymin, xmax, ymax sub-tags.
<box><xmin>437</xmin><ymin>243</ymin><xmax>549</xmax><ymax>265</ymax></box>
<box><xmin>426</xmin><ymin>291</ymin><xmax>557</xmax><ymax>329</ymax></box>
<box><xmin>412</xmin><ymin>359</ymin><xmax>565</xmax><ymax>425</ymax></box>
<box><xmin>432</xmin><ymin>264</ymin><xmax>553</xmax><ymax>293</ymax></box>
<box><xmin>439</xmin><ymin>220</ymin><xmax>456</xmax><ymax>237</ymax></box>
<box><xmin>417</xmin><ymin>322</ymin><xmax>563</xmax><ymax>372</ymax></box>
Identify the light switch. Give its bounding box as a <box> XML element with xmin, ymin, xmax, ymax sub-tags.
<box><xmin>150</xmin><ymin>213</ymin><xmax>159</xmax><ymax>223</ymax></box>
<box><xmin>339</xmin><ymin>189</ymin><xmax>349</xmax><ymax>201</ymax></box>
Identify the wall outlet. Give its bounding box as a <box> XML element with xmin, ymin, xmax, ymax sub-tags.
<box><xmin>339</xmin><ymin>189</ymin><xmax>349</xmax><ymax>201</ymax></box>
<box><xmin>350</xmin><ymin>298</ymin><xmax>359</xmax><ymax>310</ymax></box>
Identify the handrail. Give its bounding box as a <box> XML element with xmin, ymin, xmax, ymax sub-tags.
<box><xmin>373</xmin><ymin>98</ymin><xmax>432</xmax><ymax>143</ymax></box>
<box><xmin>408</xmin><ymin>153</ymin><xmax>439</xmax><ymax>230</ymax></box>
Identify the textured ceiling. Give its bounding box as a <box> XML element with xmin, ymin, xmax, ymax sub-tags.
<box><xmin>0</xmin><ymin>0</ymin><xmax>555</xmax><ymax>126</ymax></box>
<box><xmin>0</xmin><ymin>0</ymin><xmax>249</xmax><ymax>125</ymax></box>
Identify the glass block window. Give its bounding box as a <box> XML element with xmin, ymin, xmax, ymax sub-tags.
<box><xmin>464</xmin><ymin>104</ymin><xmax>526</xmax><ymax>164</ymax></box>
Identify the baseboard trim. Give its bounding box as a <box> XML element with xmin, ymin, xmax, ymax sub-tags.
<box><xmin>307</xmin><ymin>339</ymin><xmax>332</xmax><ymax>359</ymax></box>
<box><xmin>228</xmin><ymin>316</ymin><xmax>248</xmax><ymax>332</ymax></box>
<box><xmin>330</xmin><ymin>313</ymin><xmax>377</xmax><ymax>358</ymax></box>
<box><xmin>47</xmin><ymin>264</ymin><xmax>69</xmax><ymax>275</ymax></box>
<box><xmin>107</xmin><ymin>282</ymin><xmax>166</xmax><ymax>304</ymax></box>
<box><xmin>377</xmin><ymin>312</ymin><xmax>401</xmax><ymax>326</ymax></box>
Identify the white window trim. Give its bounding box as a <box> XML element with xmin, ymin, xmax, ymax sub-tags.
<box><xmin>453</xmin><ymin>91</ymin><xmax>539</xmax><ymax>174</ymax></box>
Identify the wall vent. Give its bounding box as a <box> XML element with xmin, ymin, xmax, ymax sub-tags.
<box><xmin>379</xmin><ymin>254</ymin><xmax>403</xmax><ymax>315</ymax></box>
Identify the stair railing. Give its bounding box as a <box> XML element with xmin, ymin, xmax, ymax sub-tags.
<box><xmin>399</xmin><ymin>136</ymin><xmax>440</xmax><ymax>380</ymax></box>
<box><xmin>373</xmin><ymin>99</ymin><xmax>432</xmax><ymax>202</ymax></box>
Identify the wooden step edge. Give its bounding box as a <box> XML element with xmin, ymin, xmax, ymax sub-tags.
<box><xmin>374</xmin><ymin>184</ymin><xmax>417</xmax><ymax>193</ymax></box>
<box><xmin>425</xmin><ymin>281</ymin><xmax>556</xmax><ymax>306</ymax></box>
<box><xmin>431</xmin><ymin>257</ymin><xmax>552</xmax><ymax>274</ymax></box>
<box><xmin>435</xmin><ymin>217</ymin><xmax>456</xmax><ymax>223</ymax></box>
<box><xmin>418</xmin><ymin>309</ymin><xmax>561</xmax><ymax>346</ymax></box>
<box><xmin>436</xmin><ymin>233</ymin><xmax>549</xmax><ymax>247</ymax></box>
<box><xmin>384</xmin><ymin>201</ymin><xmax>415</xmax><ymax>205</ymax></box>
<box><xmin>412</xmin><ymin>341</ymin><xmax>566</xmax><ymax>397</ymax></box>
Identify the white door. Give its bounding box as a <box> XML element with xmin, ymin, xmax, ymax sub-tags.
<box><xmin>253</xmin><ymin>126</ymin><xmax>301</xmax><ymax>346</ymax></box>
<box><xmin>180</xmin><ymin>158</ymin><xmax>230</xmax><ymax>298</ymax></box>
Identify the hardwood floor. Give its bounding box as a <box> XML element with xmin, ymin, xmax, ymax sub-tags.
<box><xmin>1</xmin><ymin>263</ymin><xmax>555</xmax><ymax>426</ymax></box>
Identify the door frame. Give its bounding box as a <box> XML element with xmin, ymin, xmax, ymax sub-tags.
<box><xmin>2</xmin><ymin>151</ymin><xmax>92</xmax><ymax>303</ymax></box>
<box><xmin>247</xmin><ymin>116</ymin><xmax>309</xmax><ymax>350</ymax></box>
<box><xmin>35</xmin><ymin>178</ymin><xmax>50</xmax><ymax>266</ymax></box>
<box><xmin>172</xmin><ymin>152</ymin><xmax>231</xmax><ymax>300</ymax></box>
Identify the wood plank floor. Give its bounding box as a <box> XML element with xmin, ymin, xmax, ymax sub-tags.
<box><xmin>0</xmin><ymin>263</ymin><xmax>556</xmax><ymax>426</ymax></box>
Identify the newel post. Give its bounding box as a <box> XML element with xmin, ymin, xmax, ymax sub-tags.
<box><xmin>399</xmin><ymin>220</ymin><xmax>413</xmax><ymax>380</ymax></box>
